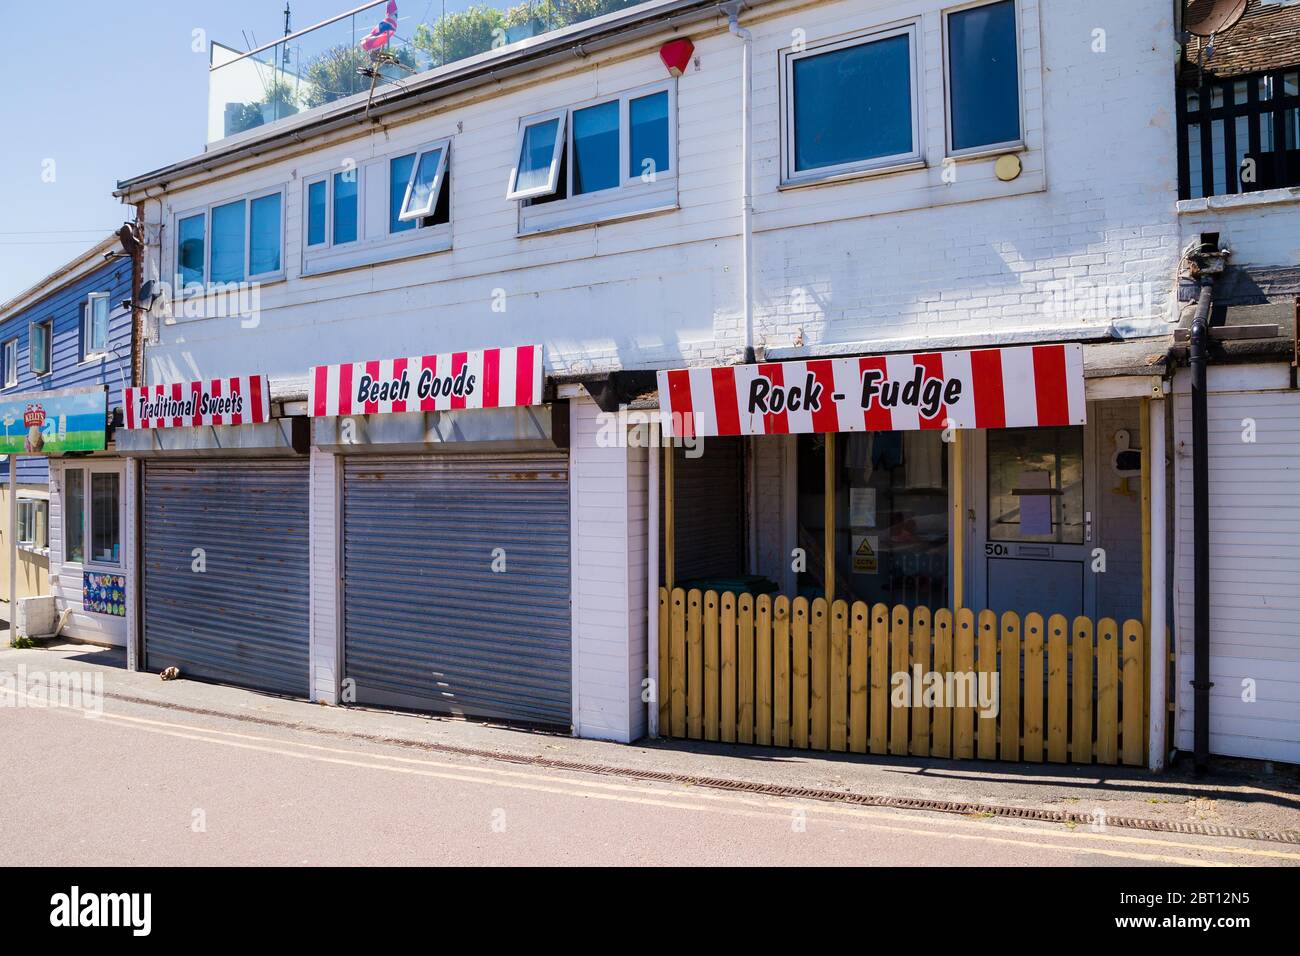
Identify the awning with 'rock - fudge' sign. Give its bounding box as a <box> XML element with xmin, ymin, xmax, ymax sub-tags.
<box><xmin>310</xmin><ymin>344</ymin><xmax>543</xmax><ymax>417</ymax></box>
<box><xmin>657</xmin><ymin>343</ymin><xmax>1085</xmax><ymax>438</ymax></box>
<box><xmin>124</xmin><ymin>377</ymin><xmax>271</xmax><ymax>429</ymax></box>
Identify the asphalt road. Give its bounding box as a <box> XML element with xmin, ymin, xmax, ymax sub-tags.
<box><xmin>1</xmin><ymin>692</ymin><xmax>1296</xmax><ymax>867</ymax></box>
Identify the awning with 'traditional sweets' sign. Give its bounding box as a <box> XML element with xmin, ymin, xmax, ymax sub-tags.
<box><xmin>657</xmin><ymin>343</ymin><xmax>1085</xmax><ymax>438</ymax></box>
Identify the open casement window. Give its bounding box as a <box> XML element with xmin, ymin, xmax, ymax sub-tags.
<box><xmin>83</xmin><ymin>292</ymin><xmax>110</xmax><ymax>358</ymax></box>
<box><xmin>3</xmin><ymin>338</ymin><xmax>17</xmax><ymax>387</ymax></box>
<box><xmin>506</xmin><ymin>110</ymin><xmax>568</xmax><ymax>201</ymax></box>
<box><xmin>398</xmin><ymin>140</ymin><xmax>452</xmax><ymax>222</ymax></box>
<box><xmin>29</xmin><ymin>320</ymin><xmax>52</xmax><ymax>376</ymax></box>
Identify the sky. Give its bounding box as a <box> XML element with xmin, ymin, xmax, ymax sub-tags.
<box><xmin>0</xmin><ymin>0</ymin><xmax>478</xmax><ymax>303</ymax></box>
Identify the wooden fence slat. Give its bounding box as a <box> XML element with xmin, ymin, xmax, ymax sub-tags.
<box><xmin>703</xmin><ymin>591</ymin><xmax>720</xmax><ymax>742</ymax></box>
<box><xmin>830</xmin><ymin>601</ymin><xmax>849</xmax><ymax>752</ymax></box>
<box><xmin>849</xmin><ymin>602</ymin><xmax>869</xmax><ymax>754</ymax></box>
<box><xmin>687</xmin><ymin>590</ymin><xmax>703</xmax><ymax>740</ymax></box>
<box><xmin>1072</xmin><ymin>616</ymin><xmax>1094</xmax><ymax>764</ymax></box>
<box><xmin>931</xmin><ymin>609</ymin><xmax>953</xmax><ymax>758</ymax></box>
<box><xmin>670</xmin><ymin>588</ymin><xmax>687</xmax><ymax>738</ymax></box>
<box><xmin>1047</xmin><ymin>614</ymin><xmax>1069</xmax><ymax>762</ymax></box>
<box><xmin>1122</xmin><ymin>620</ymin><xmax>1146</xmax><ymax>766</ymax></box>
<box><xmin>755</xmin><ymin>595</ymin><xmax>773</xmax><ymax>746</ymax></box>
<box><xmin>911</xmin><ymin>607</ymin><xmax>931</xmax><ymax>757</ymax></box>
<box><xmin>977</xmin><ymin>609</ymin><xmax>998</xmax><ymax>760</ymax></box>
<box><xmin>773</xmin><ymin>596</ymin><xmax>791</xmax><ymax>748</ymax></box>
<box><xmin>791</xmin><ymin>597</ymin><xmax>810</xmax><ymax>749</ymax></box>
<box><xmin>999</xmin><ymin>611</ymin><xmax>1021</xmax><ymax>762</ymax></box>
<box><xmin>720</xmin><ymin>592</ymin><xmax>737</xmax><ymax>744</ymax></box>
<box><xmin>657</xmin><ymin>587</ymin><xmax>670</xmax><ymax>733</ymax></box>
<box><xmin>737</xmin><ymin>593</ymin><xmax>755</xmax><ymax>745</ymax></box>
<box><xmin>811</xmin><ymin>598</ymin><xmax>830</xmax><ymax>750</ymax></box>
<box><xmin>1095</xmin><ymin>617</ymin><xmax>1119</xmax><ymax>765</ymax></box>
<box><xmin>1022</xmin><ymin>613</ymin><xmax>1045</xmax><ymax>762</ymax></box>
<box><xmin>953</xmin><ymin>608</ymin><xmax>976</xmax><ymax>759</ymax></box>
<box><xmin>869</xmin><ymin>603</ymin><xmax>890</xmax><ymax>755</ymax></box>
<box><xmin>890</xmin><ymin>605</ymin><xmax>910</xmax><ymax>756</ymax></box>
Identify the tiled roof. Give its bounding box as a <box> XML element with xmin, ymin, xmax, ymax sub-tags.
<box><xmin>1182</xmin><ymin>0</ymin><xmax>1300</xmax><ymax>80</ymax></box>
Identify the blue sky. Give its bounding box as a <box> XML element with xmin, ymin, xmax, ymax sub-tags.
<box><xmin>0</xmin><ymin>0</ymin><xmax>469</xmax><ymax>302</ymax></box>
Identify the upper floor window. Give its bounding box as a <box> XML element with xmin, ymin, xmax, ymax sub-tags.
<box><xmin>946</xmin><ymin>0</ymin><xmax>1022</xmax><ymax>154</ymax></box>
<box><xmin>506</xmin><ymin>82</ymin><xmax>676</xmax><ymax>232</ymax></box>
<box><xmin>3</xmin><ymin>338</ymin><xmax>17</xmax><ymax>388</ymax></box>
<box><xmin>303</xmin><ymin>142</ymin><xmax>452</xmax><ymax>276</ymax></box>
<box><xmin>174</xmin><ymin>187</ymin><xmax>286</xmax><ymax>289</ymax></box>
<box><xmin>30</xmin><ymin>320</ymin><xmax>52</xmax><ymax>376</ymax></box>
<box><xmin>782</xmin><ymin>24</ymin><xmax>921</xmax><ymax>185</ymax></box>
<box><xmin>83</xmin><ymin>292</ymin><xmax>111</xmax><ymax>358</ymax></box>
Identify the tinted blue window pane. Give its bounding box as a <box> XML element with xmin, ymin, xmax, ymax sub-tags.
<box><xmin>403</xmin><ymin>149</ymin><xmax>444</xmax><ymax>219</ymax></box>
<box><xmin>210</xmin><ymin>201</ymin><xmax>245</xmax><ymax>283</ymax></box>
<box><xmin>573</xmin><ymin>100</ymin><xmax>620</xmax><ymax>194</ymax></box>
<box><xmin>792</xmin><ymin>34</ymin><xmax>913</xmax><ymax>173</ymax></box>
<box><xmin>178</xmin><ymin>214</ymin><xmax>205</xmax><ymax>285</ymax></box>
<box><xmin>390</xmin><ymin>154</ymin><xmax>416</xmax><ymax>233</ymax></box>
<box><xmin>948</xmin><ymin>0</ymin><xmax>1020</xmax><ymax>150</ymax></box>
<box><xmin>629</xmin><ymin>92</ymin><xmax>670</xmax><ymax>179</ymax></box>
<box><xmin>307</xmin><ymin>181</ymin><xmax>327</xmax><ymax>246</ymax></box>
<box><xmin>333</xmin><ymin>171</ymin><xmax>358</xmax><ymax>245</ymax></box>
<box><xmin>249</xmin><ymin>193</ymin><xmax>281</xmax><ymax>275</ymax></box>
<box><xmin>515</xmin><ymin>118</ymin><xmax>560</xmax><ymax>193</ymax></box>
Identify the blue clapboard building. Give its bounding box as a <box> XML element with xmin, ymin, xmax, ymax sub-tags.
<box><xmin>0</xmin><ymin>233</ymin><xmax>134</xmax><ymax>641</ymax></box>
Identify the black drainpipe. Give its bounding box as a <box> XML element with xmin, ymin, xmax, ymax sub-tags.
<box><xmin>1189</xmin><ymin>279</ymin><xmax>1213</xmax><ymax>775</ymax></box>
<box><xmin>1185</xmin><ymin>236</ymin><xmax>1228</xmax><ymax>774</ymax></box>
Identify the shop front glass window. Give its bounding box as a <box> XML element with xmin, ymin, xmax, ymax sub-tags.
<box><xmin>797</xmin><ymin>430</ymin><xmax>949</xmax><ymax>610</ymax></box>
<box><xmin>987</xmin><ymin>426</ymin><xmax>1084</xmax><ymax>544</ymax></box>
<box><xmin>65</xmin><ymin>468</ymin><xmax>85</xmax><ymax>563</ymax></box>
<box><xmin>90</xmin><ymin>472</ymin><xmax>120</xmax><ymax>564</ymax></box>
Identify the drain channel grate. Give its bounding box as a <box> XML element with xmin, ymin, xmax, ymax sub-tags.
<box><xmin>103</xmin><ymin>691</ymin><xmax>1300</xmax><ymax>847</ymax></box>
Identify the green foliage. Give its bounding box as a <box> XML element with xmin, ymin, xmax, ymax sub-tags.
<box><xmin>412</xmin><ymin>1</ymin><xmax>640</xmax><ymax>69</ymax></box>
<box><xmin>11</xmin><ymin>635</ymin><xmax>35</xmax><ymax>649</ymax></box>
<box><xmin>301</xmin><ymin>43</ymin><xmax>419</xmax><ymax>109</ymax></box>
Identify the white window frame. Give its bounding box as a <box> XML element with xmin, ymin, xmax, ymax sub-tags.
<box><xmin>506</xmin><ymin>108</ymin><xmax>569</xmax><ymax>201</ymax></box>
<box><xmin>301</xmin><ymin>146</ymin><xmax>453</xmax><ymax>277</ymax></box>
<box><xmin>29</xmin><ymin>319</ymin><xmax>52</xmax><ymax>377</ymax></box>
<box><xmin>942</xmin><ymin>0</ymin><xmax>1026</xmax><ymax>159</ymax></box>
<box><xmin>511</xmin><ymin>81</ymin><xmax>679</xmax><ymax>234</ymax></box>
<box><xmin>399</xmin><ymin>139</ymin><xmax>453</xmax><ymax>222</ymax></box>
<box><xmin>172</xmin><ymin>185</ymin><xmax>288</xmax><ymax>294</ymax></box>
<box><xmin>3</xmin><ymin>338</ymin><xmax>17</xmax><ymax>388</ymax></box>
<box><xmin>61</xmin><ymin>462</ymin><xmax>123</xmax><ymax>569</ymax></box>
<box><xmin>16</xmin><ymin>495</ymin><xmax>47</xmax><ymax>551</ymax></box>
<box><xmin>83</xmin><ymin>292</ymin><xmax>111</xmax><ymax>359</ymax></box>
<box><xmin>780</xmin><ymin>21</ymin><xmax>924</xmax><ymax>187</ymax></box>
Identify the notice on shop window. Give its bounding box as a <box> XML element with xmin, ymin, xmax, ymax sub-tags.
<box><xmin>852</xmin><ymin>535</ymin><xmax>879</xmax><ymax>574</ymax></box>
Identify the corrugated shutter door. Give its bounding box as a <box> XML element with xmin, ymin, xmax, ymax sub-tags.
<box><xmin>343</xmin><ymin>453</ymin><xmax>571</xmax><ymax>725</ymax></box>
<box><xmin>143</xmin><ymin>460</ymin><xmax>310</xmax><ymax>696</ymax></box>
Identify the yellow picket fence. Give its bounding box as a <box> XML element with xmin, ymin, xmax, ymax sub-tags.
<box><xmin>657</xmin><ymin>589</ymin><xmax>1147</xmax><ymax>766</ymax></box>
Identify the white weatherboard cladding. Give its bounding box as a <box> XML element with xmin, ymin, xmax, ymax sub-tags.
<box><xmin>1173</xmin><ymin>384</ymin><xmax>1300</xmax><ymax>764</ymax></box>
<box><xmin>138</xmin><ymin>0</ymin><xmax>1176</xmax><ymax>389</ymax></box>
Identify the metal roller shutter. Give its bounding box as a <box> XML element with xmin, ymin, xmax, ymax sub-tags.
<box><xmin>143</xmin><ymin>460</ymin><xmax>310</xmax><ymax>696</ymax></box>
<box><xmin>343</xmin><ymin>453</ymin><xmax>571</xmax><ymax>725</ymax></box>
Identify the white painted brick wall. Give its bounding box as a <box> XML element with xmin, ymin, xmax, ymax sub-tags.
<box><xmin>131</xmin><ymin>0</ymin><xmax>1181</xmax><ymax>388</ymax></box>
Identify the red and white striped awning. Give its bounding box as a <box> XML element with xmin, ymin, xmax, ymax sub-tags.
<box><xmin>124</xmin><ymin>377</ymin><xmax>271</xmax><ymax>430</ymax></box>
<box><xmin>310</xmin><ymin>344</ymin><xmax>543</xmax><ymax>417</ymax></box>
<box><xmin>657</xmin><ymin>343</ymin><xmax>1085</xmax><ymax>438</ymax></box>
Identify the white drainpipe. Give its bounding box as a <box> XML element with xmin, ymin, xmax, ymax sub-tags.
<box><xmin>647</xmin><ymin>423</ymin><xmax>660</xmax><ymax>737</ymax></box>
<box><xmin>723</xmin><ymin>2</ymin><xmax>755</xmax><ymax>363</ymax></box>
<box><xmin>1148</xmin><ymin>393</ymin><xmax>1168</xmax><ymax>770</ymax></box>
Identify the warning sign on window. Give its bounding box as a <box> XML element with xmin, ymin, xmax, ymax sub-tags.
<box><xmin>852</xmin><ymin>535</ymin><xmax>879</xmax><ymax>574</ymax></box>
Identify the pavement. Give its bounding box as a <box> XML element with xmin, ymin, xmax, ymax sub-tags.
<box><xmin>1</xmin><ymin>642</ymin><xmax>1298</xmax><ymax>866</ymax></box>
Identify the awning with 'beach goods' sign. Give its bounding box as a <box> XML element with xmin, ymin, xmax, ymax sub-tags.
<box><xmin>124</xmin><ymin>377</ymin><xmax>271</xmax><ymax>429</ymax></box>
<box><xmin>657</xmin><ymin>343</ymin><xmax>1085</xmax><ymax>438</ymax></box>
<box><xmin>309</xmin><ymin>344</ymin><xmax>543</xmax><ymax>417</ymax></box>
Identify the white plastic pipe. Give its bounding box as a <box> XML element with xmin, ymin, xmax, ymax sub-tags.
<box><xmin>726</xmin><ymin>5</ymin><xmax>754</xmax><ymax>361</ymax></box>
<box><xmin>1148</xmin><ymin>396</ymin><xmax>1168</xmax><ymax>770</ymax></box>
<box><xmin>7</xmin><ymin>454</ymin><xmax>15</xmax><ymax>643</ymax></box>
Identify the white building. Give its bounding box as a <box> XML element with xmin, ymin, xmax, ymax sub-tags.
<box><xmin>112</xmin><ymin>0</ymin><xmax>1297</xmax><ymax>766</ymax></box>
